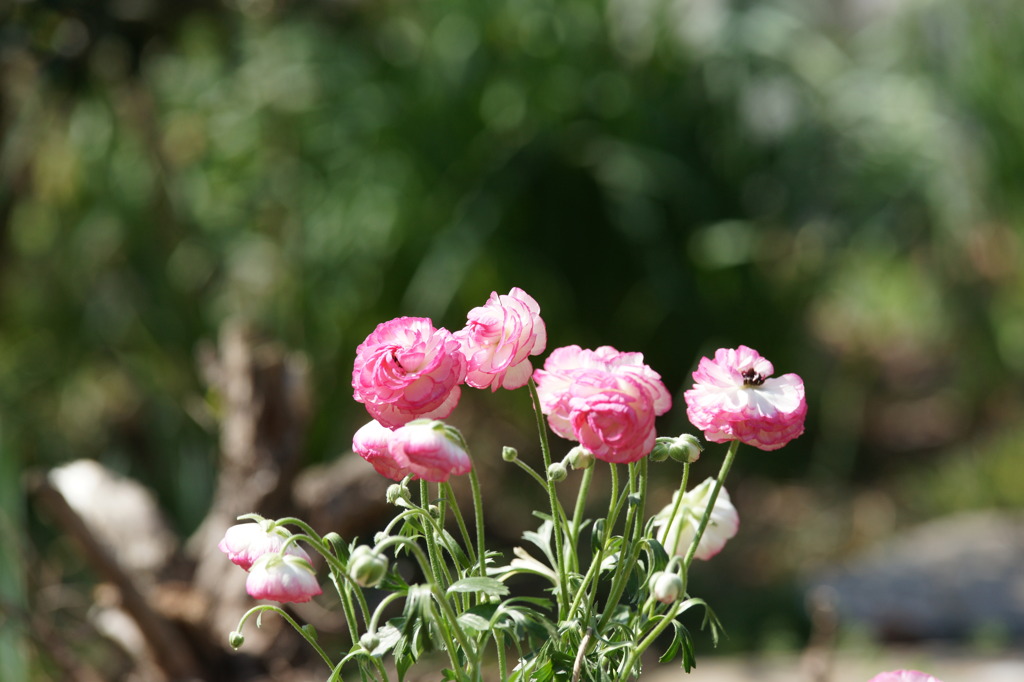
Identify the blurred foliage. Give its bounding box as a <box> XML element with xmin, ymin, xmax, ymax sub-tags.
<box><xmin>4</xmin><ymin>0</ymin><xmax>1024</xmax><ymax>668</ymax></box>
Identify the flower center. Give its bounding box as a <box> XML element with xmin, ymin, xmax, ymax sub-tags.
<box><xmin>741</xmin><ymin>369</ymin><xmax>765</xmax><ymax>387</ymax></box>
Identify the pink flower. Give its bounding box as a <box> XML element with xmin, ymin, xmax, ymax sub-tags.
<box><xmin>454</xmin><ymin>287</ymin><xmax>547</xmax><ymax>391</ymax></box>
<box><xmin>684</xmin><ymin>345</ymin><xmax>806</xmax><ymax>451</ymax></box>
<box><xmin>533</xmin><ymin>345</ymin><xmax>671</xmax><ymax>463</ymax></box>
<box><xmin>389</xmin><ymin>419</ymin><xmax>471</xmax><ymax>482</ymax></box>
<box><xmin>652</xmin><ymin>477</ymin><xmax>739</xmax><ymax>561</ymax></box>
<box><xmin>353</xmin><ymin>419</ymin><xmax>412</xmax><ymax>481</ymax></box>
<box><xmin>245</xmin><ymin>554</ymin><xmax>322</xmax><ymax>604</ymax></box>
<box><xmin>868</xmin><ymin>672</ymin><xmax>943</xmax><ymax>682</ymax></box>
<box><xmin>353</xmin><ymin>317</ymin><xmax>467</xmax><ymax>428</ymax></box>
<box><xmin>218</xmin><ymin>522</ymin><xmax>312</xmax><ymax>571</ymax></box>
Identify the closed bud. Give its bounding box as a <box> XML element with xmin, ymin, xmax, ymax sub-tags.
<box><xmin>386</xmin><ymin>482</ymin><xmax>410</xmax><ymax>505</ymax></box>
<box><xmin>650</xmin><ymin>437</ymin><xmax>673</xmax><ymax>462</ymax></box>
<box><xmin>667</xmin><ymin>434</ymin><xmax>703</xmax><ymax>464</ymax></box>
<box><xmin>349</xmin><ymin>546</ymin><xmax>389</xmax><ymax>588</ymax></box>
<box><xmin>547</xmin><ymin>462</ymin><xmax>568</xmax><ymax>483</ymax></box>
<box><xmin>502</xmin><ymin>446</ymin><xmax>519</xmax><ymax>462</ymax></box>
<box><xmin>566</xmin><ymin>446</ymin><xmax>594</xmax><ymax>470</ymax></box>
<box><xmin>360</xmin><ymin>632</ymin><xmax>380</xmax><ymax>651</ymax></box>
<box><xmin>229</xmin><ymin>631</ymin><xmax>245</xmax><ymax>648</ymax></box>
<box><xmin>649</xmin><ymin>571</ymin><xmax>683</xmax><ymax>604</ymax></box>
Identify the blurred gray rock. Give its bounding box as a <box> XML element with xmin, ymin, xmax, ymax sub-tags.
<box><xmin>807</xmin><ymin>510</ymin><xmax>1024</xmax><ymax>640</ymax></box>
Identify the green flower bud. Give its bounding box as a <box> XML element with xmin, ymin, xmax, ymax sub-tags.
<box><xmin>386</xmin><ymin>482</ymin><xmax>410</xmax><ymax>505</ymax></box>
<box><xmin>649</xmin><ymin>437</ymin><xmax>674</xmax><ymax>462</ymax></box>
<box><xmin>653</xmin><ymin>434</ymin><xmax>703</xmax><ymax>464</ymax></box>
<box><xmin>349</xmin><ymin>546</ymin><xmax>389</xmax><ymax>588</ymax></box>
<box><xmin>228</xmin><ymin>631</ymin><xmax>245</xmax><ymax>649</ymax></box>
<box><xmin>547</xmin><ymin>462</ymin><xmax>568</xmax><ymax>483</ymax></box>
<box><xmin>301</xmin><ymin>623</ymin><xmax>318</xmax><ymax>641</ymax></box>
<box><xmin>502</xmin><ymin>446</ymin><xmax>519</xmax><ymax>462</ymax></box>
<box><xmin>566</xmin><ymin>446</ymin><xmax>594</xmax><ymax>470</ymax></box>
<box><xmin>360</xmin><ymin>632</ymin><xmax>380</xmax><ymax>651</ymax></box>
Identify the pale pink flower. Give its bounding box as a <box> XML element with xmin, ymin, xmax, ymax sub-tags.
<box><xmin>652</xmin><ymin>478</ymin><xmax>739</xmax><ymax>561</ymax></box>
<box><xmin>533</xmin><ymin>345</ymin><xmax>671</xmax><ymax>463</ymax></box>
<box><xmin>353</xmin><ymin>419</ymin><xmax>412</xmax><ymax>481</ymax></box>
<box><xmin>455</xmin><ymin>287</ymin><xmax>547</xmax><ymax>391</ymax></box>
<box><xmin>353</xmin><ymin>317</ymin><xmax>467</xmax><ymax>428</ymax></box>
<box><xmin>684</xmin><ymin>345</ymin><xmax>806</xmax><ymax>451</ymax></box>
<box><xmin>246</xmin><ymin>553</ymin><xmax>322</xmax><ymax>604</ymax></box>
<box><xmin>218</xmin><ymin>522</ymin><xmax>312</xmax><ymax>571</ymax></box>
<box><xmin>867</xmin><ymin>671</ymin><xmax>943</xmax><ymax>682</ymax></box>
<box><xmin>388</xmin><ymin>419</ymin><xmax>472</xmax><ymax>482</ymax></box>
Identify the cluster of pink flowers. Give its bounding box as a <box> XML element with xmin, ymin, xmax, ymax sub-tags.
<box><xmin>351</xmin><ymin>289</ymin><xmax>808</xmax><ymax>476</ymax></box>
<box><xmin>532</xmin><ymin>345</ymin><xmax>672</xmax><ymax>464</ymax></box>
<box><xmin>219</xmin><ymin>522</ymin><xmax>322</xmax><ymax>604</ymax></box>
<box><xmin>352</xmin><ymin>287</ymin><xmax>546</xmax><ymax>430</ymax></box>
<box><xmin>351</xmin><ymin>288</ymin><xmax>546</xmax><ymax>479</ymax></box>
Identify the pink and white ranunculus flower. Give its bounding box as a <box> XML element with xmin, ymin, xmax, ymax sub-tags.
<box><xmin>388</xmin><ymin>419</ymin><xmax>472</xmax><ymax>482</ymax></box>
<box><xmin>245</xmin><ymin>553</ymin><xmax>322</xmax><ymax>604</ymax></box>
<box><xmin>652</xmin><ymin>477</ymin><xmax>739</xmax><ymax>561</ymax></box>
<box><xmin>684</xmin><ymin>345</ymin><xmax>806</xmax><ymax>451</ymax></box>
<box><xmin>353</xmin><ymin>317</ymin><xmax>467</xmax><ymax>428</ymax></box>
<box><xmin>533</xmin><ymin>345</ymin><xmax>671</xmax><ymax>463</ymax></box>
<box><xmin>218</xmin><ymin>522</ymin><xmax>313</xmax><ymax>571</ymax></box>
<box><xmin>867</xmin><ymin>672</ymin><xmax>943</xmax><ymax>682</ymax></box>
<box><xmin>455</xmin><ymin>287</ymin><xmax>547</xmax><ymax>391</ymax></box>
<box><xmin>353</xmin><ymin>419</ymin><xmax>412</xmax><ymax>481</ymax></box>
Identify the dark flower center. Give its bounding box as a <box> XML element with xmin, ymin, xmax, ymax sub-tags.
<box><xmin>742</xmin><ymin>369</ymin><xmax>765</xmax><ymax>387</ymax></box>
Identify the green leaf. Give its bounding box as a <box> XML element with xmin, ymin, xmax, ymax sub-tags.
<box><xmin>447</xmin><ymin>576</ymin><xmax>510</xmax><ymax>598</ymax></box>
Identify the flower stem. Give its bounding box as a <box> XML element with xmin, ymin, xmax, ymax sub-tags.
<box><xmin>528</xmin><ymin>377</ymin><xmax>569</xmax><ymax>616</ymax></box>
<box><xmin>468</xmin><ymin>468</ymin><xmax>487</xmax><ymax>579</ymax></box>
<box><xmin>682</xmin><ymin>440</ymin><xmax>740</xmax><ymax>571</ymax></box>
<box><xmin>420</xmin><ymin>480</ymin><xmax>452</xmax><ymax>587</ymax></box>
<box><xmin>441</xmin><ymin>481</ymin><xmax>477</xmax><ymax>568</ymax></box>
<box><xmin>569</xmin><ymin>465</ymin><xmax>595</xmax><ymax>571</ymax></box>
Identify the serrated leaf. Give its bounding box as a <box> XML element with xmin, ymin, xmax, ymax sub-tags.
<box><xmin>447</xmin><ymin>576</ymin><xmax>510</xmax><ymax>597</ymax></box>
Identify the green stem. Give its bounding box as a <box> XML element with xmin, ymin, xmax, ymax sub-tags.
<box><xmin>441</xmin><ymin>480</ymin><xmax>477</xmax><ymax>566</ymax></box>
<box><xmin>596</xmin><ymin>459</ymin><xmax>647</xmax><ymax>631</ymax></box>
<box><xmin>420</xmin><ymin>480</ymin><xmax>452</xmax><ymax>587</ymax></box>
<box><xmin>682</xmin><ymin>440</ymin><xmax>740</xmax><ymax>571</ymax></box>
<box><xmin>528</xmin><ymin>377</ymin><xmax>569</xmax><ymax>616</ymax></box>
<box><xmin>569</xmin><ymin>465</ymin><xmax>595</xmax><ymax>571</ymax></box>
<box><xmin>660</xmin><ymin>462</ymin><xmax>691</xmax><ymax>558</ymax></box>
<box><xmin>468</xmin><ymin>468</ymin><xmax>487</xmax><ymax>579</ymax></box>
<box><xmin>235</xmin><ymin>605</ymin><xmax>334</xmax><ymax>670</ymax></box>
<box><xmin>430</xmin><ymin>584</ymin><xmax>477</xmax><ymax>680</ymax></box>
<box><xmin>495</xmin><ymin>630</ymin><xmax>508</xmax><ymax>681</ymax></box>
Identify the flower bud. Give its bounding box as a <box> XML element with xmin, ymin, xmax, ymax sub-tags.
<box><xmin>649</xmin><ymin>571</ymin><xmax>683</xmax><ymax>604</ymax></box>
<box><xmin>547</xmin><ymin>462</ymin><xmax>568</xmax><ymax>483</ymax></box>
<box><xmin>502</xmin><ymin>446</ymin><xmax>519</xmax><ymax>462</ymax></box>
<box><xmin>566</xmin><ymin>446</ymin><xmax>594</xmax><ymax>470</ymax></box>
<box><xmin>386</xmin><ymin>482</ymin><xmax>410</xmax><ymax>505</ymax></box>
<box><xmin>667</xmin><ymin>434</ymin><xmax>703</xmax><ymax>464</ymax></box>
<box><xmin>301</xmin><ymin>623</ymin><xmax>318</xmax><ymax>641</ymax></box>
<box><xmin>360</xmin><ymin>632</ymin><xmax>380</xmax><ymax>651</ymax></box>
<box><xmin>229</xmin><ymin>631</ymin><xmax>245</xmax><ymax>649</ymax></box>
<box><xmin>649</xmin><ymin>437</ymin><xmax>673</xmax><ymax>462</ymax></box>
<box><xmin>349</xmin><ymin>546</ymin><xmax>389</xmax><ymax>588</ymax></box>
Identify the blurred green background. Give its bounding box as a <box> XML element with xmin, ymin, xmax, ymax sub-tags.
<box><xmin>4</xmin><ymin>0</ymin><xmax>1024</xmax><ymax>676</ymax></box>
